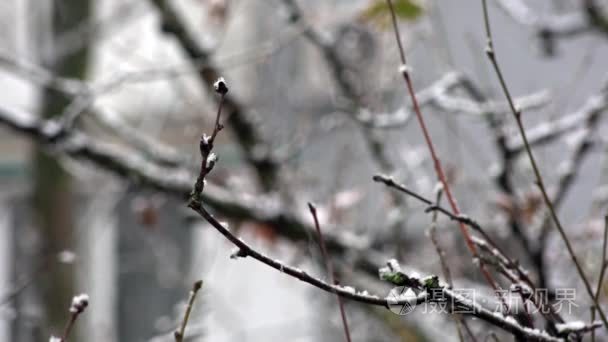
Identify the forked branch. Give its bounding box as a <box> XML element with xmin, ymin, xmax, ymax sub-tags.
<box><xmin>383</xmin><ymin>0</ymin><xmax>503</xmax><ymax>303</ymax></box>
<box><xmin>480</xmin><ymin>0</ymin><xmax>608</xmax><ymax>329</ymax></box>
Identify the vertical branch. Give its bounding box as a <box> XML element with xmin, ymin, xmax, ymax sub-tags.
<box><xmin>592</xmin><ymin>215</ymin><xmax>608</xmax><ymax>341</ymax></box>
<box><xmin>427</xmin><ymin>187</ymin><xmax>469</xmax><ymax>342</ymax></box>
<box><xmin>280</xmin><ymin>0</ymin><xmax>410</xmax><ymax>257</ymax></box>
<box><xmin>480</xmin><ymin>0</ymin><xmax>608</xmax><ymax>329</ymax></box>
<box><xmin>384</xmin><ymin>0</ymin><xmax>504</xmax><ymax>303</ymax></box>
<box><xmin>592</xmin><ymin>307</ymin><xmax>597</xmax><ymax>342</ymax></box>
<box><xmin>459</xmin><ymin>79</ymin><xmax>537</xmax><ymax>272</ymax></box>
<box><xmin>149</xmin><ymin>0</ymin><xmax>279</xmax><ymax>191</ymax></box>
<box><xmin>596</xmin><ymin>216</ymin><xmax>608</xmax><ymax>302</ymax></box>
<box><xmin>534</xmin><ymin>118</ymin><xmax>596</xmax><ymax>289</ymax></box>
<box><xmin>308</xmin><ymin>203</ymin><xmax>352</xmax><ymax>342</ymax></box>
<box><xmin>191</xmin><ymin>78</ymin><xmax>227</xmax><ymax>203</ymax></box>
<box><xmin>174</xmin><ymin>280</ymin><xmax>203</xmax><ymax>342</ymax></box>
<box><xmin>428</xmin><ymin>187</ymin><xmax>453</xmax><ymax>286</ymax></box>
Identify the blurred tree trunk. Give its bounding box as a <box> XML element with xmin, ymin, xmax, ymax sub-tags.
<box><xmin>31</xmin><ymin>0</ymin><xmax>90</xmax><ymax>337</ymax></box>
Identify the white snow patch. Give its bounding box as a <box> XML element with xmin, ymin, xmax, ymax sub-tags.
<box><xmin>340</xmin><ymin>286</ymin><xmax>356</xmax><ymax>294</ymax></box>
<box><xmin>555</xmin><ymin>321</ymin><xmax>587</xmax><ymax>334</ymax></box>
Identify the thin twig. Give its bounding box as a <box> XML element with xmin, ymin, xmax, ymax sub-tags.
<box><xmin>373</xmin><ymin>173</ymin><xmax>561</xmax><ymax>326</ymax></box>
<box><xmin>184</xmin><ymin>79</ymin><xmax>573</xmax><ymax>342</ymax></box>
<box><xmin>458</xmin><ymin>77</ymin><xmax>538</xmax><ymax>273</ymax></box>
<box><xmin>383</xmin><ymin>0</ymin><xmax>504</xmax><ymax>303</ymax></box>
<box><xmin>149</xmin><ymin>0</ymin><xmax>279</xmax><ymax>190</ymax></box>
<box><xmin>428</xmin><ymin>189</ymin><xmax>452</xmax><ymax>286</ymax></box>
<box><xmin>480</xmin><ymin>0</ymin><xmax>608</xmax><ymax>329</ymax></box>
<box><xmin>191</xmin><ymin>78</ymin><xmax>227</xmax><ymax>200</ymax></box>
<box><xmin>534</xmin><ymin>110</ymin><xmax>600</xmax><ymax>289</ymax></box>
<box><xmin>309</xmin><ymin>203</ymin><xmax>352</xmax><ymax>342</ymax></box>
<box><xmin>0</xmin><ymin>103</ymin><xmax>376</xmax><ymax>269</ymax></box>
<box><xmin>195</xmin><ymin>200</ymin><xmax>575</xmax><ymax>342</ymax></box>
<box><xmin>427</xmin><ymin>188</ymin><xmax>468</xmax><ymax>342</ymax></box>
<box><xmin>493</xmin><ymin>0</ymin><xmax>608</xmax><ymax>50</ymax></box>
<box><xmin>188</xmin><ymin>182</ymin><xmax>591</xmax><ymax>340</ymax></box>
<box><xmin>0</xmin><ymin>253</ymin><xmax>55</xmax><ymax>307</ymax></box>
<box><xmin>472</xmin><ymin>236</ymin><xmax>564</xmax><ymax>326</ymax></box>
<box><xmin>55</xmin><ymin>293</ymin><xmax>89</xmax><ymax>342</ymax></box>
<box><xmin>281</xmin><ymin>0</ymin><xmax>359</xmax><ymax>102</ymax></box>
<box><xmin>506</xmin><ymin>91</ymin><xmax>608</xmax><ymax>153</ymax></box>
<box><xmin>187</xmin><ymin>79</ymin><xmax>390</xmax><ymax>306</ymax></box>
<box><xmin>592</xmin><ymin>215</ymin><xmax>608</xmax><ymax>340</ymax></box>
<box><xmin>373</xmin><ymin>174</ymin><xmax>484</xmax><ymax>232</ymax></box>
<box><xmin>59</xmin><ymin>315</ymin><xmax>78</xmax><ymax>342</ymax></box>
<box><xmin>592</xmin><ymin>306</ymin><xmax>597</xmax><ymax>342</ymax></box>
<box><xmin>595</xmin><ymin>216</ymin><xmax>608</xmax><ymax>301</ymax></box>
<box><xmin>174</xmin><ymin>280</ymin><xmax>204</xmax><ymax>342</ymax></box>
<box><xmin>280</xmin><ymin>0</ymin><xmax>413</xmax><ymax>253</ymax></box>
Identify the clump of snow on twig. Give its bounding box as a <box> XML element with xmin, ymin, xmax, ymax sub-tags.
<box><xmin>555</xmin><ymin>321</ymin><xmax>588</xmax><ymax>334</ymax></box>
<box><xmin>69</xmin><ymin>293</ymin><xmax>89</xmax><ymax>314</ymax></box>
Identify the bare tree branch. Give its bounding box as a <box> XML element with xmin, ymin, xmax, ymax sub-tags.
<box><xmin>185</xmin><ymin>83</ymin><xmax>589</xmax><ymax>341</ymax></box>
<box><xmin>309</xmin><ymin>203</ymin><xmax>352</xmax><ymax>342</ymax></box>
<box><xmin>148</xmin><ymin>0</ymin><xmax>280</xmax><ymax>190</ymax></box>
<box><xmin>481</xmin><ymin>0</ymin><xmax>608</xmax><ymax>328</ymax></box>
<box><xmin>506</xmin><ymin>89</ymin><xmax>608</xmax><ymax>153</ymax></box>
<box><xmin>174</xmin><ymin>280</ymin><xmax>203</xmax><ymax>342</ymax></box>
<box><xmin>0</xmin><ymin>104</ymin><xmax>381</xmax><ymax>275</ymax></box>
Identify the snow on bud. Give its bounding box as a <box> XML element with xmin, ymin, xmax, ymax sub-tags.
<box><xmin>230</xmin><ymin>247</ymin><xmax>247</xmax><ymax>259</ymax></box>
<box><xmin>69</xmin><ymin>293</ymin><xmax>89</xmax><ymax>314</ymax></box>
<box><xmin>199</xmin><ymin>134</ymin><xmax>211</xmax><ymax>155</ymax></box>
<box><xmin>206</xmin><ymin>152</ymin><xmax>218</xmax><ymax>169</ymax></box>
<box><xmin>387</xmin><ymin>259</ymin><xmax>401</xmax><ymax>272</ymax></box>
<box><xmin>213</xmin><ymin>77</ymin><xmax>228</xmax><ymax>95</ymax></box>
<box><xmin>398</xmin><ymin>64</ymin><xmax>412</xmax><ymax>75</ymax></box>
<box><xmin>433</xmin><ymin>182</ymin><xmax>444</xmax><ymax>196</ymax></box>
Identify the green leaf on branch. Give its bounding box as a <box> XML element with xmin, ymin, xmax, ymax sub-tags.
<box><xmin>380</xmin><ymin>270</ymin><xmax>410</xmax><ymax>286</ymax></box>
<box><xmin>422</xmin><ymin>275</ymin><xmax>439</xmax><ymax>289</ymax></box>
<box><xmin>379</xmin><ymin>269</ymin><xmax>425</xmax><ymax>288</ymax></box>
<box><xmin>360</xmin><ymin>0</ymin><xmax>423</xmax><ymax>28</ymax></box>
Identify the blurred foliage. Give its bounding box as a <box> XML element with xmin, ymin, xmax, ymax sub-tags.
<box><xmin>359</xmin><ymin>0</ymin><xmax>423</xmax><ymax>28</ymax></box>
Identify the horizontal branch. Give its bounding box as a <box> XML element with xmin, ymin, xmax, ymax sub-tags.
<box><xmin>280</xmin><ymin>2</ymin><xmax>516</xmax><ymax>129</ymax></box>
<box><xmin>192</xmin><ymin>192</ymin><xmax>571</xmax><ymax>341</ymax></box>
<box><xmin>0</xmin><ymin>105</ymin><xmax>368</xmax><ymax>260</ymax></box>
<box><xmin>506</xmin><ymin>89</ymin><xmax>608</xmax><ymax>153</ymax></box>
<box><xmin>183</xmin><ymin>77</ymin><xmax>577</xmax><ymax>341</ymax></box>
<box><xmin>432</xmin><ymin>89</ymin><xmax>551</xmax><ymax>117</ymax></box>
<box><xmin>372</xmin><ymin>174</ymin><xmax>485</xmax><ymax>232</ymax></box>
<box><xmin>372</xmin><ymin>174</ymin><xmax>564</xmax><ymax>321</ymax></box>
<box><xmin>495</xmin><ymin>0</ymin><xmax>589</xmax><ymax>36</ymax></box>
<box><xmin>355</xmin><ymin>72</ymin><xmax>465</xmax><ymax>128</ymax></box>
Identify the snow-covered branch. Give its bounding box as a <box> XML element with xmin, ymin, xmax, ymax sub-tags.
<box><xmin>0</xmin><ymin>104</ymin><xmax>369</xmax><ymax>263</ymax></box>
<box><xmin>506</xmin><ymin>86</ymin><xmax>608</xmax><ymax>153</ymax></box>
